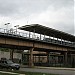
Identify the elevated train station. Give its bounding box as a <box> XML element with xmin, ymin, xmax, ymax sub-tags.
<box><xmin>0</xmin><ymin>24</ymin><xmax>75</xmax><ymax>67</ymax></box>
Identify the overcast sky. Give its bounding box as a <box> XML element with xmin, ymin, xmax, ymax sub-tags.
<box><xmin>0</xmin><ymin>0</ymin><xmax>74</xmax><ymax>35</ymax></box>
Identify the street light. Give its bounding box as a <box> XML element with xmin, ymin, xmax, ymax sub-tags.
<box><xmin>5</xmin><ymin>23</ymin><xmax>10</xmax><ymax>25</ymax></box>
<box><xmin>4</xmin><ymin>23</ymin><xmax>10</xmax><ymax>30</ymax></box>
<box><xmin>14</xmin><ymin>25</ymin><xmax>19</xmax><ymax>34</ymax></box>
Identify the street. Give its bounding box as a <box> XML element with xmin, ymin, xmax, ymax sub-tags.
<box><xmin>20</xmin><ymin>67</ymin><xmax>75</xmax><ymax>75</ymax></box>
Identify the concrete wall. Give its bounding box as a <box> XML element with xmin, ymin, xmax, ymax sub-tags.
<box><xmin>0</xmin><ymin>51</ymin><xmax>22</xmax><ymax>60</ymax></box>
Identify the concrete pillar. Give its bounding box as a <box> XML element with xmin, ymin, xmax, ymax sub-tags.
<box><xmin>47</xmin><ymin>52</ymin><xmax>51</xmax><ymax>66</ymax></box>
<box><xmin>47</xmin><ymin>52</ymin><xmax>49</xmax><ymax>63</ymax></box>
<box><xmin>29</xmin><ymin>48</ymin><xmax>34</xmax><ymax>67</ymax></box>
<box><xmin>10</xmin><ymin>49</ymin><xmax>14</xmax><ymax>61</ymax></box>
<box><xmin>39</xmin><ymin>55</ymin><xmax>40</xmax><ymax>63</ymax></box>
<box><xmin>64</xmin><ymin>52</ymin><xmax>68</xmax><ymax>66</ymax></box>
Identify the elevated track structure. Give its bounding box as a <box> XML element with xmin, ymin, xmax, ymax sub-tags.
<box><xmin>0</xmin><ymin>24</ymin><xmax>75</xmax><ymax>67</ymax></box>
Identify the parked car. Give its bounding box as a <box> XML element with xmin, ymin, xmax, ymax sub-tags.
<box><xmin>0</xmin><ymin>59</ymin><xmax>20</xmax><ymax>70</ymax></box>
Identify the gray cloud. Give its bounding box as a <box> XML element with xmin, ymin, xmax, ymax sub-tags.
<box><xmin>0</xmin><ymin>0</ymin><xmax>74</xmax><ymax>35</ymax></box>
<box><xmin>0</xmin><ymin>0</ymin><xmax>51</xmax><ymax>17</ymax></box>
<box><xmin>0</xmin><ymin>0</ymin><xmax>18</xmax><ymax>16</ymax></box>
<box><xmin>0</xmin><ymin>0</ymin><xmax>73</xmax><ymax>17</ymax></box>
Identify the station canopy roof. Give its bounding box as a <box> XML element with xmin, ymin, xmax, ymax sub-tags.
<box><xmin>19</xmin><ymin>24</ymin><xmax>75</xmax><ymax>42</ymax></box>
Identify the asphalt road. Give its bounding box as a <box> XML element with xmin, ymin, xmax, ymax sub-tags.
<box><xmin>20</xmin><ymin>67</ymin><xmax>75</xmax><ymax>75</ymax></box>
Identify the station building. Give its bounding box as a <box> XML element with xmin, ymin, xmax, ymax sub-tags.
<box><xmin>0</xmin><ymin>24</ymin><xmax>75</xmax><ymax>67</ymax></box>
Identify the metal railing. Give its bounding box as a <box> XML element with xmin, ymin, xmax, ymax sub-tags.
<box><xmin>0</xmin><ymin>28</ymin><xmax>75</xmax><ymax>48</ymax></box>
